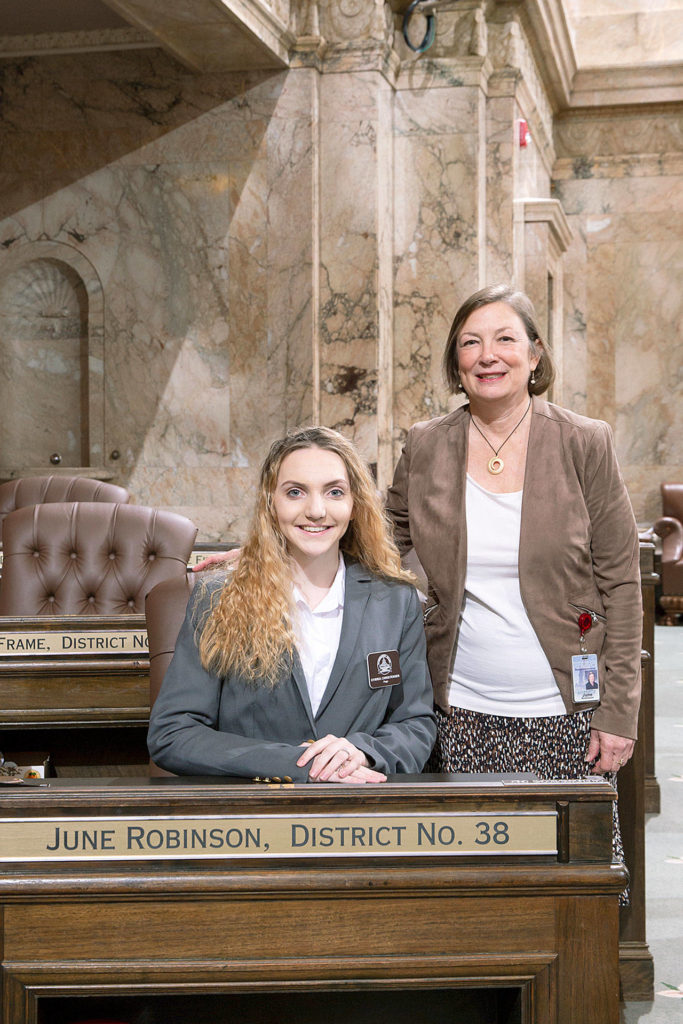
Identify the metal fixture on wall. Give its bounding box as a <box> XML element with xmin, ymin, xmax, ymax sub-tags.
<box><xmin>402</xmin><ymin>0</ymin><xmax>463</xmax><ymax>54</ymax></box>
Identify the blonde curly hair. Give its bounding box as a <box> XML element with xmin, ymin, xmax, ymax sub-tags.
<box><xmin>198</xmin><ymin>426</ymin><xmax>414</xmax><ymax>685</ymax></box>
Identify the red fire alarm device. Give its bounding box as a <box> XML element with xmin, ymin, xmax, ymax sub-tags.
<box><xmin>519</xmin><ymin>119</ymin><xmax>531</xmax><ymax>148</ymax></box>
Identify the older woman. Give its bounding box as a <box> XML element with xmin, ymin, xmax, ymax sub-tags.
<box><xmin>386</xmin><ymin>284</ymin><xmax>642</xmax><ymax>784</ymax></box>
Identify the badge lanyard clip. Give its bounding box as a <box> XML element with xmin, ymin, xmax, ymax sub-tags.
<box><xmin>578</xmin><ymin>612</ymin><xmax>593</xmax><ymax>655</ymax></box>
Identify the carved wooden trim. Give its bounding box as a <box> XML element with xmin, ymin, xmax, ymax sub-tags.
<box><xmin>3</xmin><ymin>955</ymin><xmax>560</xmax><ymax>1024</ymax></box>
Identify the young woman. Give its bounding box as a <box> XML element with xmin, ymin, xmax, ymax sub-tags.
<box><xmin>148</xmin><ymin>427</ymin><xmax>436</xmax><ymax>783</ymax></box>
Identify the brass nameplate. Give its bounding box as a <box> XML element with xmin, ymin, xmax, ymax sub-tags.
<box><xmin>187</xmin><ymin>550</ymin><xmax>229</xmax><ymax>568</ymax></box>
<box><xmin>0</xmin><ymin>630</ymin><xmax>148</xmax><ymax>656</ymax></box>
<box><xmin>0</xmin><ymin>811</ymin><xmax>557</xmax><ymax>861</ymax></box>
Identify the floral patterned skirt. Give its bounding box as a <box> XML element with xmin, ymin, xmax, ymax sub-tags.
<box><xmin>428</xmin><ymin>705</ymin><xmax>628</xmax><ymax>903</ymax></box>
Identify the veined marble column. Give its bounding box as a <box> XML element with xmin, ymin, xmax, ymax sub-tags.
<box><xmin>295</xmin><ymin>1</ymin><xmax>397</xmax><ymax>488</ymax></box>
<box><xmin>392</xmin><ymin>5</ymin><xmax>490</xmax><ymax>454</ymax></box>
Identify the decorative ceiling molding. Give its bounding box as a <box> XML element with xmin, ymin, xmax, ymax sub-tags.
<box><xmin>99</xmin><ymin>0</ymin><xmax>291</xmax><ymax>72</ymax></box>
<box><xmin>570</xmin><ymin>63</ymin><xmax>683</xmax><ymax>109</ymax></box>
<box><xmin>490</xmin><ymin>0</ymin><xmax>577</xmax><ymax>111</ymax></box>
<box><xmin>516</xmin><ymin>198</ymin><xmax>573</xmax><ymax>254</ymax></box>
<box><xmin>0</xmin><ymin>26</ymin><xmax>155</xmax><ymax>58</ymax></box>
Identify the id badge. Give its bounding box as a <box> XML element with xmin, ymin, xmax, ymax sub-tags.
<box><xmin>571</xmin><ymin>654</ymin><xmax>600</xmax><ymax>702</ymax></box>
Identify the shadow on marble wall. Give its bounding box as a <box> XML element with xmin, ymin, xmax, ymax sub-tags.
<box><xmin>0</xmin><ymin>50</ymin><xmax>310</xmax><ymax>541</ymax></box>
<box><xmin>0</xmin><ymin>51</ymin><xmax>281</xmax><ymax>220</ymax></box>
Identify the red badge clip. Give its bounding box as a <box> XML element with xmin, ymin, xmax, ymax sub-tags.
<box><xmin>578</xmin><ymin>612</ymin><xmax>593</xmax><ymax>638</ymax></box>
<box><xmin>578</xmin><ymin>612</ymin><xmax>593</xmax><ymax>653</ymax></box>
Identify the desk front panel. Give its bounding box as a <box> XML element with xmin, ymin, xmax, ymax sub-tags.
<box><xmin>0</xmin><ymin>778</ymin><xmax>623</xmax><ymax>1024</ymax></box>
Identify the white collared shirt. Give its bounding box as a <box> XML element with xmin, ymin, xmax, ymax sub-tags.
<box><xmin>292</xmin><ymin>556</ymin><xmax>346</xmax><ymax>717</ymax></box>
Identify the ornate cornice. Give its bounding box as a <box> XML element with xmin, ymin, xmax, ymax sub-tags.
<box><xmin>290</xmin><ymin>0</ymin><xmax>398</xmax><ymax>80</ymax></box>
<box><xmin>490</xmin><ymin>0</ymin><xmax>576</xmax><ymax>111</ymax></box>
<box><xmin>553</xmin><ymin>151</ymin><xmax>683</xmax><ymax>181</ymax></box>
<box><xmin>100</xmin><ymin>0</ymin><xmax>291</xmax><ymax>71</ymax></box>
<box><xmin>516</xmin><ymin>198</ymin><xmax>572</xmax><ymax>254</ymax></box>
<box><xmin>0</xmin><ymin>27</ymin><xmax>155</xmax><ymax>58</ymax></box>
<box><xmin>570</xmin><ymin>63</ymin><xmax>683</xmax><ymax>110</ymax></box>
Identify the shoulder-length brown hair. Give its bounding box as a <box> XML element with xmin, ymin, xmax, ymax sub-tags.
<box><xmin>198</xmin><ymin>426</ymin><xmax>414</xmax><ymax>685</ymax></box>
<box><xmin>442</xmin><ymin>284</ymin><xmax>555</xmax><ymax>396</ymax></box>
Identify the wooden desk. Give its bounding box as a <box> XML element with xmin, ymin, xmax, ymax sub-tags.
<box><xmin>0</xmin><ymin>615</ymin><xmax>151</xmax><ymax>773</ymax></box>
<box><xmin>616</xmin><ymin>542</ymin><xmax>658</xmax><ymax>1001</ymax></box>
<box><xmin>639</xmin><ymin>540</ymin><xmax>660</xmax><ymax>814</ymax></box>
<box><xmin>0</xmin><ymin>775</ymin><xmax>624</xmax><ymax>1024</ymax></box>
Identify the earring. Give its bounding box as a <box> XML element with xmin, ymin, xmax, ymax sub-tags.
<box><xmin>530</xmin><ymin>367</ymin><xmax>536</xmax><ymax>386</ymax></box>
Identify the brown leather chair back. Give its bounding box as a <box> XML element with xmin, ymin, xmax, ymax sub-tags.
<box><xmin>145</xmin><ymin>573</ymin><xmax>198</xmax><ymax>776</ymax></box>
<box><xmin>146</xmin><ymin>574</ymin><xmax>197</xmax><ymax>707</ymax></box>
<box><xmin>0</xmin><ymin>502</ymin><xmax>197</xmax><ymax>616</ymax></box>
<box><xmin>0</xmin><ymin>476</ymin><xmax>130</xmax><ymax>525</ymax></box>
<box><xmin>661</xmin><ymin>482</ymin><xmax>683</xmax><ymax>523</ymax></box>
<box><xmin>654</xmin><ymin>483</ymin><xmax>683</xmax><ymax>604</ymax></box>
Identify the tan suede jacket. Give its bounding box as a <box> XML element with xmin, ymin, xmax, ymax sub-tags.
<box><xmin>386</xmin><ymin>397</ymin><xmax>642</xmax><ymax>739</ymax></box>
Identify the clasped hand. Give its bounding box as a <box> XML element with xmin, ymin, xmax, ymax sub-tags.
<box><xmin>586</xmin><ymin>729</ymin><xmax>635</xmax><ymax>774</ymax></box>
<box><xmin>297</xmin><ymin>734</ymin><xmax>387</xmax><ymax>784</ymax></box>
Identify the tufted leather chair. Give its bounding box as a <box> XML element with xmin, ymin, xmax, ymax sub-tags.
<box><xmin>0</xmin><ymin>476</ymin><xmax>130</xmax><ymax>526</ymax></box>
<box><xmin>0</xmin><ymin>502</ymin><xmax>197</xmax><ymax>617</ymax></box>
<box><xmin>653</xmin><ymin>483</ymin><xmax>683</xmax><ymax>625</ymax></box>
<box><xmin>145</xmin><ymin>573</ymin><xmax>197</xmax><ymax>776</ymax></box>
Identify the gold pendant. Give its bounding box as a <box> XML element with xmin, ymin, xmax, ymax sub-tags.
<box><xmin>487</xmin><ymin>456</ymin><xmax>504</xmax><ymax>475</ymax></box>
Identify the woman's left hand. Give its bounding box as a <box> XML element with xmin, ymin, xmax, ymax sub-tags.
<box><xmin>297</xmin><ymin>734</ymin><xmax>385</xmax><ymax>783</ymax></box>
<box><xmin>585</xmin><ymin>729</ymin><xmax>635</xmax><ymax>774</ymax></box>
<box><xmin>321</xmin><ymin>764</ymin><xmax>388</xmax><ymax>785</ymax></box>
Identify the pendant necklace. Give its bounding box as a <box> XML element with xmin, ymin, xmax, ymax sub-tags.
<box><xmin>470</xmin><ymin>397</ymin><xmax>532</xmax><ymax>475</ymax></box>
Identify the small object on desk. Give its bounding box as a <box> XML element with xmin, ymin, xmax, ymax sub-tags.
<box><xmin>0</xmin><ymin>752</ymin><xmax>52</xmax><ymax>780</ymax></box>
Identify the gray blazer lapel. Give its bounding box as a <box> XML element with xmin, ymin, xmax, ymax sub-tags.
<box><xmin>314</xmin><ymin>561</ymin><xmax>372</xmax><ymax>719</ymax></box>
<box><xmin>290</xmin><ymin>648</ymin><xmax>316</xmax><ymax>731</ymax></box>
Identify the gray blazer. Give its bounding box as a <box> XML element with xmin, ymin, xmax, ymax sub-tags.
<box><xmin>147</xmin><ymin>561</ymin><xmax>436</xmax><ymax>780</ymax></box>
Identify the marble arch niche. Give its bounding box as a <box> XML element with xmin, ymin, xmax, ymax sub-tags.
<box><xmin>0</xmin><ymin>247</ymin><xmax>107</xmax><ymax>480</ymax></box>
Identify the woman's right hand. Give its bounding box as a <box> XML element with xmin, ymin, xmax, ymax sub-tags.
<box><xmin>192</xmin><ymin>549</ymin><xmax>241</xmax><ymax>572</ymax></box>
<box><xmin>297</xmin><ymin>734</ymin><xmax>387</xmax><ymax>784</ymax></box>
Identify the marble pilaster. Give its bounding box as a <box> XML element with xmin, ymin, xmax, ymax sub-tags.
<box><xmin>392</xmin><ymin>77</ymin><xmax>485</xmax><ymax>448</ymax></box>
<box><xmin>553</xmin><ymin>110</ymin><xmax>683</xmax><ymax>521</ymax></box>
<box><xmin>316</xmin><ymin>71</ymin><xmax>383</xmax><ymax>472</ymax></box>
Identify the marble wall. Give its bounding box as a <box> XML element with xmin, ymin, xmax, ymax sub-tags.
<box><xmin>0</xmin><ymin>1</ymin><xmax>679</xmax><ymax>537</ymax></box>
<box><xmin>565</xmin><ymin>0</ymin><xmax>683</xmax><ymax>68</ymax></box>
<box><xmin>554</xmin><ymin>108</ymin><xmax>683</xmax><ymax>522</ymax></box>
<box><xmin>0</xmin><ymin>51</ymin><xmax>314</xmax><ymax>539</ymax></box>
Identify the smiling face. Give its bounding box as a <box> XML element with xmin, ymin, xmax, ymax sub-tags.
<box><xmin>272</xmin><ymin>446</ymin><xmax>354</xmax><ymax>571</ymax></box>
<box><xmin>456</xmin><ymin>301</ymin><xmax>540</xmax><ymax>409</ymax></box>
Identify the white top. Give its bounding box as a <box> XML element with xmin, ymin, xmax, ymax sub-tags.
<box><xmin>447</xmin><ymin>475</ymin><xmax>565</xmax><ymax>717</ymax></box>
<box><xmin>292</xmin><ymin>555</ymin><xmax>346</xmax><ymax>717</ymax></box>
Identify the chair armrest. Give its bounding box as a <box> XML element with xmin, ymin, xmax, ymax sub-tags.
<box><xmin>653</xmin><ymin>516</ymin><xmax>683</xmax><ymax>564</ymax></box>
